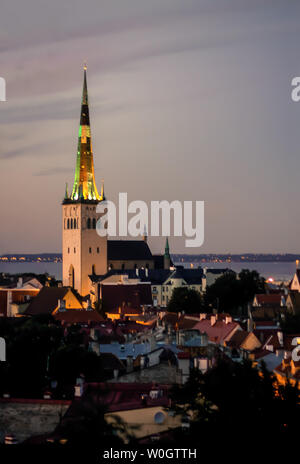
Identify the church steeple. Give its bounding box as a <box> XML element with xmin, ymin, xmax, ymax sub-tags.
<box><xmin>70</xmin><ymin>65</ymin><xmax>101</xmax><ymax>202</ymax></box>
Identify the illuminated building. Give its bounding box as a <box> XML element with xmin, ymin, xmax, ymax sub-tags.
<box><xmin>62</xmin><ymin>66</ymin><xmax>107</xmax><ymax>296</ymax></box>
<box><xmin>62</xmin><ymin>66</ymin><xmax>169</xmax><ymax>296</ymax></box>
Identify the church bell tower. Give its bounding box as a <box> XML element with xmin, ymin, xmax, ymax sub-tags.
<box><xmin>62</xmin><ymin>66</ymin><xmax>107</xmax><ymax>296</ymax></box>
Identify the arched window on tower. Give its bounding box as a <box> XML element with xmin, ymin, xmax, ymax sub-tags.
<box><xmin>92</xmin><ymin>264</ymin><xmax>96</xmax><ymax>275</ymax></box>
<box><xmin>67</xmin><ymin>218</ymin><xmax>70</xmax><ymax>229</ymax></box>
<box><xmin>70</xmin><ymin>218</ymin><xmax>73</xmax><ymax>229</ymax></box>
<box><xmin>92</xmin><ymin>218</ymin><xmax>96</xmax><ymax>229</ymax></box>
<box><xmin>87</xmin><ymin>218</ymin><xmax>91</xmax><ymax>229</ymax></box>
<box><xmin>68</xmin><ymin>265</ymin><xmax>75</xmax><ymax>288</ymax></box>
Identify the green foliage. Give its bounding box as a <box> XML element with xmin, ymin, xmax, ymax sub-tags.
<box><xmin>280</xmin><ymin>313</ymin><xmax>300</xmax><ymax>333</ymax></box>
<box><xmin>0</xmin><ymin>316</ymin><xmax>103</xmax><ymax>398</ymax></box>
<box><xmin>171</xmin><ymin>359</ymin><xmax>300</xmax><ymax>441</ymax></box>
<box><xmin>51</xmin><ymin>345</ymin><xmax>102</xmax><ymax>385</ymax></box>
<box><xmin>167</xmin><ymin>287</ymin><xmax>204</xmax><ymax>314</ymax></box>
<box><xmin>205</xmin><ymin>269</ymin><xmax>265</xmax><ymax>315</ymax></box>
<box><xmin>55</xmin><ymin>397</ymin><xmax>130</xmax><ymax>447</ymax></box>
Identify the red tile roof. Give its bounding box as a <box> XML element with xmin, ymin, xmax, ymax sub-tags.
<box><xmin>225</xmin><ymin>330</ymin><xmax>250</xmax><ymax>348</ymax></box>
<box><xmin>54</xmin><ymin>309</ymin><xmax>104</xmax><ymax>324</ymax></box>
<box><xmin>193</xmin><ymin>317</ymin><xmax>240</xmax><ymax>344</ymax></box>
<box><xmin>102</xmin><ymin>283</ymin><xmax>152</xmax><ymax>310</ymax></box>
<box><xmin>254</xmin><ymin>294</ymin><xmax>282</xmax><ymax>306</ymax></box>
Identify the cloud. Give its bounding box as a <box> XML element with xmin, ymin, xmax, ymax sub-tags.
<box><xmin>33</xmin><ymin>166</ymin><xmax>73</xmax><ymax>176</ymax></box>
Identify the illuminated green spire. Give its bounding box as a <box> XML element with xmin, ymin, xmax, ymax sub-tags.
<box><xmin>71</xmin><ymin>65</ymin><xmax>101</xmax><ymax>202</ymax></box>
<box><xmin>164</xmin><ymin>237</ymin><xmax>170</xmax><ymax>257</ymax></box>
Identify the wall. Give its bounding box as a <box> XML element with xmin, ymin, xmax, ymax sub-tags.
<box><xmin>112</xmin><ymin>364</ymin><xmax>179</xmax><ymax>384</ymax></box>
<box><xmin>62</xmin><ymin>203</ymin><xmax>107</xmax><ymax>296</ymax></box>
<box><xmin>0</xmin><ymin>399</ymin><xmax>70</xmax><ymax>443</ymax></box>
<box><xmin>105</xmin><ymin>405</ymin><xmax>181</xmax><ymax>441</ymax></box>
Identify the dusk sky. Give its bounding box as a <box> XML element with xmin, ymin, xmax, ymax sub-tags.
<box><xmin>1</xmin><ymin>0</ymin><xmax>300</xmax><ymax>255</ymax></box>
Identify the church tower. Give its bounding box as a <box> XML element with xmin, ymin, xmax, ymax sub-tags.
<box><xmin>62</xmin><ymin>66</ymin><xmax>107</xmax><ymax>296</ymax></box>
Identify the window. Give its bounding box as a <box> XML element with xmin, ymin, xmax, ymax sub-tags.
<box><xmin>162</xmin><ymin>295</ymin><xmax>165</xmax><ymax>301</ymax></box>
<box><xmin>69</xmin><ymin>265</ymin><xmax>74</xmax><ymax>288</ymax></box>
<box><xmin>68</xmin><ymin>248</ymin><xmax>70</xmax><ymax>254</ymax></box>
<box><xmin>153</xmin><ymin>286</ymin><xmax>157</xmax><ymax>291</ymax></box>
<box><xmin>97</xmin><ymin>247</ymin><xmax>100</xmax><ymax>254</ymax></box>
<box><xmin>92</xmin><ymin>218</ymin><xmax>96</xmax><ymax>229</ymax></box>
<box><xmin>162</xmin><ymin>286</ymin><xmax>165</xmax><ymax>292</ymax></box>
<box><xmin>74</xmin><ymin>247</ymin><xmax>76</xmax><ymax>253</ymax></box>
<box><xmin>87</xmin><ymin>218</ymin><xmax>91</xmax><ymax>229</ymax></box>
<box><xmin>89</xmin><ymin>247</ymin><xmax>92</xmax><ymax>254</ymax></box>
<box><xmin>92</xmin><ymin>264</ymin><xmax>96</xmax><ymax>274</ymax></box>
<box><xmin>121</xmin><ymin>263</ymin><xmax>125</xmax><ymax>270</ymax></box>
<box><xmin>67</xmin><ymin>218</ymin><xmax>70</xmax><ymax>229</ymax></box>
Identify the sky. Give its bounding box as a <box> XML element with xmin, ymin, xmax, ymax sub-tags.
<box><xmin>1</xmin><ymin>0</ymin><xmax>300</xmax><ymax>255</ymax></box>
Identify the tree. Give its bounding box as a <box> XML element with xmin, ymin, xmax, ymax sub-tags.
<box><xmin>54</xmin><ymin>396</ymin><xmax>130</xmax><ymax>447</ymax></box>
<box><xmin>170</xmin><ymin>359</ymin><xmax>300</xmax><ymax>443</ymax></box>
<box><xmin>280</xmin><ymin>313</ymin><xmax>300</xmax><ymax>333</ymax></box>
<box><xmin>167</xmin><ymin>287</ymin><xmax>203</xmax><ymax>314</ymax></box>
<box><xmin>205</xmin><ymin>269</ymin><xmax>265</xmax><ymax>315</ymax></box>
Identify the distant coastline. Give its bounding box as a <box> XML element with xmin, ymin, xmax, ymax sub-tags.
<box><xmin>1</xmin><ymin>253</ymin><xmax>299</xmax><ymax>264</ymax></box>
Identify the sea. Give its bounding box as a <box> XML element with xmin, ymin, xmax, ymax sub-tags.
<box><xmin>0</xmin><ymin>261</ymin><xmax>297</xmax><ymax>283</ymax></box>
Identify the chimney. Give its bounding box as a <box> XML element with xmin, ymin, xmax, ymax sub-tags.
<box><xmin>17</xmin><ymin>277</ymin><xmax>23</xmax><ymax>289</ymax></box>
<box><xmin>136</xmin><ymin>267</ymin><xmax>139</xmax><ymax>277</ymax></box>
<box><xmin>86</xmin><ymin>298</ymin><xmax>93</xmax><ymax>311</ymax></box>
<box><xmin>199</xmin><ymin>313</ymin><xmax>206</xmax><ymax>320</ymax></box>
<box><xmin>277</xmin><ymin>331</ymin><xmax>284</xmax><ymax>347</ymax></box>
<box><xmin>225</xmin><ymin>316</ymin><xmax>232</xmax><ymax>324</ymax></box>
<box><xmin>126</xmin><ymin>355</ymin><xmax>133</xmax><ymax>373</ymax></box>
<box><xmin>58</xmin><ymin>299</ymin><xmax>66</xmax><ymax>312</ymax></box>
<box><xmin>150</xmin><ymin>335</ymin><xmax>156</xmax><ymax>351</ymax></box>
<box><xmin>247</xmin><ymin>317</ymin><xmax>253</xmax><ymax>332</ymax></box>
<box><xmin>210</xmin><ymin>315</ymin><xmax>216</xmax><ymax>326</ymax></box>
<box><xmin>145</xmin><ymin>267</ymin><xmax>149</xmax><ymax>278</ymax></box>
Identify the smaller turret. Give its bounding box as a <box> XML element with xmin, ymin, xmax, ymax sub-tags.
<box><xmin>164</xmin><ymin>237</ymin><xmax>171</xmax><ymax>269</ymax></box>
